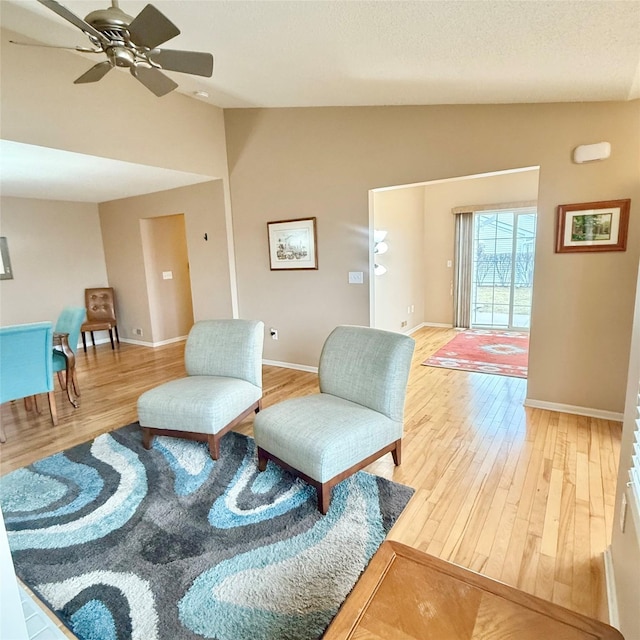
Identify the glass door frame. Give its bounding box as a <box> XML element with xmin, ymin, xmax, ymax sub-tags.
<box><xmin>470</xmin><ymin>207</ymin><xmax>537</xmax><ymax>331</ymax></box>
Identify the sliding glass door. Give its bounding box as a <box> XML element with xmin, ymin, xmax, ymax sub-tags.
<box><xmin>470</xmin><ymin>209</ymin><xmax>537</xmax><ymax>329</ymax></box>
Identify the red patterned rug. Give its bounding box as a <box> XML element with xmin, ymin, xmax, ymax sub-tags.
<box><xmin>422</xmin><ymin>329</ymin><xmax>529</xmax><ymax>378</ymax></box>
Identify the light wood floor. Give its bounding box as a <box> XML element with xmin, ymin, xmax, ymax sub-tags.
<box><xmin>0</xmin><ymin>326</ymin><xmax>621</xmax><ymax>629</ymax></box>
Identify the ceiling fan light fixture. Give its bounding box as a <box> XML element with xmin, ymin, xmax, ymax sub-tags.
<box><xmin>108</xmin><ymin>45</ymin><xmax>135</xmax><ymax>67</ymax></box>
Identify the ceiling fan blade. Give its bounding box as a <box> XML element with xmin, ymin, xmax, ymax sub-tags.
<box><xmin>74</xmin><ymin>61</ymin><xmax>113</xmax><ymax>84</ymax></box>
<box><xmin>128</xmin><ymin>4</ymin><xmax>180</xmax><ymax>49</ymax></box>
<box><xmin>9</xmin><ymin>40</ymin><xmax>102</xmax><ymax>53</ymax></box>
<box><xmin>73</xmin><ymin>60</ymin><xmax>112</xmax><ymax>84</ymax></box>
<box><xmin>131</xmin><ymin>65</ymin><xmax>178</xmax><ymax>97</ymax></box>
<box><xmin>148</xmin><ymin>49</ymin><xmax>213</xmax><ymax>77</ymax></box>
<box><xmin>36</xmin><ymin>0</ymin><xmax>110</xmax><ymax>46</ymax></box>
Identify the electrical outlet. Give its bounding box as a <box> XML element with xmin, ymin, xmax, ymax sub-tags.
<box><xmin>401</xmin><ymin>321</ymin><xmax>407</xmax><ymax>328</ymax></box>
<box><xmin>133</xmin><ymin>328</ymin><xmax>143</xmax><ymax>336</ymax></box>
<box><xmin>270</xmin><ymin>328</ymin><xmax>278</xmax><ymax>340</ymax></box>
<box><xmin>348</xmin><ymin>271</ymin><xmax>364</xmax><ymax>284</ymax></box>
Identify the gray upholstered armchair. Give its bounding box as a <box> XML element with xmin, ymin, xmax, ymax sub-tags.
<box><xmin>254</xmin><ymin>325</ymin><xmax>415</xmax><ymax>514</ymax></box>
<box><xmin>137</xmin><ymin>319</ymin><xmax>264</xmax><ymax>459</ymax></box>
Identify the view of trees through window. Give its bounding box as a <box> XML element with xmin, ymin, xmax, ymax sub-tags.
<box><xmin>471</xmin><ymin>211</ymin><xmax>537</xmax><ymax>329</ymax></box>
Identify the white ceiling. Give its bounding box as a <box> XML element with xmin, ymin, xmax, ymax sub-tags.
<box><xmin>0</xmin><ymin>140</ymin><xmax>214</xmax><ymax>202</ymax></box>
<box><xmin>2</xmin><ymin>0</ymin><xmax>639</xmax><ymax>108</ymax></box>
<box><xmin>1</xmin><ymin>0</ymin><xmax>639</xmax><ymax>203</ymax></box>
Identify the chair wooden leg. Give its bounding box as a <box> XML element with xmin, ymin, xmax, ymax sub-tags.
<box><xmin>71</xmin><ymin>369</ymin><xmax>81</xmax><ymax>397</ymax></box>
<box><xmin>257</xmin><ymin>447</ymin><xmax>268</xmax><ymax>471</ymax></box>
<box><xmin>57</xmin><ymin>370</ymin><xmax>67</xmax><ymax>390</ymax></box>
<box><xmin>48</xmin><ymin>391</ymin><xmax>58</xmax><ymax>426</ymax></box>
<box><xmin>317</xmin><ymin>483</ymin><xmax>331</xmax><ymax>515</ymax></box>
<box><xmin>108</xmin><ymin>328</ymin><xmax>115</xmax><ymax>350</ymax></box>
<box><xmin>114</xmin><ymin>326</ymin><xmax>120</xmax><ymax>345</ymax></box>
<box><xmin>24</xmin><ymin>396</ymin><xmax>33</xmax><ymax>412</ymax></box>
<box><xmin>90</xmin><ymin>331</ymin><xmax>96</xmax><ymax>346</ymax></box>
<box><xmin>208</xmin><ymin>434</ymin><xmax>220</xmax><ymax>460</ymax></box>
<box><xmin>142</xmin><ymin>427</ymin><xmax>154</xmax><ymax>450</ymax></box>
<box><xmin>82</xmin><ymin>331</ymin><xmax>87</xmax><ymax>353</ymax></box>
<box><xmin>391</xmin><ymin>439</ymin><xmax>401</xmax><ymax>465</ymax></box>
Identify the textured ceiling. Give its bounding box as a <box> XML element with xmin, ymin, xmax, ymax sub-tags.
<box><xmin>1</xmin><ymin>0</ymin><xmax>639</xmax><ymax>203</ymax></box>
<box><xmin>1</xmin><ymin>0</ymin><xmax>639</xmax><ymax>109</ymax></box>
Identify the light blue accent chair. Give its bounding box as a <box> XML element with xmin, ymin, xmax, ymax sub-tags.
<box><xmin>0</xmin><ymin>322</ymin><xmax>58</xmax><ymax>442</ymax></box>
<box><xmin>137</xmin><ymin>319</ymin><xmax>265</xmax><ymax>459</ymax></box>
<box><xmin>52</xmin><ymin>307</ymin><xmax>86</xmax><ymax>406</ymax></box>
<box><xmin>254</xmin><ymin>325</ymin><xmax>415</xmax><ymax>514</ymax></box>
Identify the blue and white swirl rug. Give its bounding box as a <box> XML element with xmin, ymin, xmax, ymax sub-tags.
<box><xmin>1</xmin><ymin>423</ymin><xmax>414</xmax><ymax>640</ymax></box>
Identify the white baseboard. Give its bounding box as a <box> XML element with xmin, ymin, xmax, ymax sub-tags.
<box><xmin>603</xmin><ymin>546</ymin><xmax>620</xmax><ymax>630</ymax></box>
<box><xmin>262</xmin><ymin>359</ymin><xmax>318</xmax><ymax>374</ymax></box>
<box><xmin>523</xmin><ymin>398</ymin><xmax>623</xmax><ymax>422</ymax></box>
<box><xmin>422</xmin><ymin>322</ymin><xmax>454</xmax><ymax>328</ymax></box>
<box><xmin>120</xmin><ymin>336</ymin><xmax>188</xmax><ymax>348</ymax></box>
<box><xmin>119</xmin><ymin>338</ymin><xmax>149</xmax><ymax>347</ymax></box>
<box><xmin>405</xmin><ymin>322</ymin><xmax>426</xmax><ymax>335</ymax></box>
<box><xmin>152</xmin><ymin>336</ymin><xmax>188</xmax><ymax>347</ymax></box>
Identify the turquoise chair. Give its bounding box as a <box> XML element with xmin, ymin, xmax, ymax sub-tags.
<box><xmin>53</xmin><ymin>307</ymin><xmax>86</xmax><ymax>406</ymax></box>
<box><xmin>138</xmin><ymin>319</ymin><xmax>265</xmax><ymax>459</ymax></box>
<box><xmin>0</xmin><ymin>322</ymin><xmax>58</xmax><ymax>442</ymax></box>
<box><xmin>254</xmin><ymin>325</ymin><xmax>415</xmax><ymax>514</ymax></box>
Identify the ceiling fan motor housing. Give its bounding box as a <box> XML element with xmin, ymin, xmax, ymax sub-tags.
<box><xmin>85</xmin><ymin>6</ymin><xmax>133</xmax><ymax>44</ymax></box>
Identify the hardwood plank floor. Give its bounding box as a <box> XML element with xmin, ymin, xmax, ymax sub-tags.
<box><xmin>0</xmin><ymin>326</ymin><xmax>621</xmax><ymax>632</ymax></box>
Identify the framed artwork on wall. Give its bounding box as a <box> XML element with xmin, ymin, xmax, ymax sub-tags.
<box><xmin>267</xmin><ymin>217</ymin><xmax>318</xmax><ymax>270</ymax></box>
<box><xmin>0</xmin><ymin>237</ymin><xmax>13</xmax><ymax>280</ymax></box>
<box><xmin>555</xmin><ymin>199</ymin><xmax>631</xmax><ymax>253</ymax></box>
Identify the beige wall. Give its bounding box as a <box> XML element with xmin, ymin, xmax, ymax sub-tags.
<box><xmin>0</xmin><ymin>28</ymin><xmax>228</xmax><ymax>179</ymax></box>
<box><xmin>1</xmin><ymin>26</ymin><xmax>238</xmax><ymax>324</ymax></box>
<box><xmin>99</xmin><ymin>181</ymin><xmax>233</xmax><ymax>344</ymax></box>
<box><xmin>422</xmin><ymin>169</ymin><xmax>540</xmax><ymax>325</ymax></box>
<box><xmin>372</xmin><ymin>187</ymin><xmax>426</xmax><ymax>332</ymax></box>
<box><xmin>225</xmin><ymin>102</ymin><xmax>640</xmax><ymax>415</ymax></box>
<box><xmin>0</xmin><ymin>196</ymin><xmax>108</xmax><ymax>326</ymax></box>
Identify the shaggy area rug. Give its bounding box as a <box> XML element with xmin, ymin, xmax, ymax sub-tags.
<box><xmin>423</xmin><ymin>329</ymin><xmax>529</xmax><ymax>378</ymax></box>
<box><xmin>0</xmin><ymin>424</ymin><xmax>414</xmax><ymax>640</ymax></box>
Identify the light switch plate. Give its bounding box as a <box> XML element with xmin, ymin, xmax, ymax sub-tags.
<box><xmin>348</xmin><ymin>271</ymin><xmax>364</xmax><ymax>284</ymax></box>
<box><xmin>162</xmin><ymin>271</ymin><xmax>173</xmax><ymax>280</ymax></box>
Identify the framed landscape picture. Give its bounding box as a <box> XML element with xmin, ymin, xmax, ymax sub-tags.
<box><xmin>555</xmin><ymin>199</ymin><xmax>630</xmax><ymax>253</ymax></box>
<box><xmin>267</xmin><ymin>217</ymin><xmax>318</xmax><ymax>270</ymax></box>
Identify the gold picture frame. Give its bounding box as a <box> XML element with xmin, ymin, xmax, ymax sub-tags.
<box><xmin>555</xmin><ymin>199</ymin><xmax>630</xmax><ymax>253</ymax></box>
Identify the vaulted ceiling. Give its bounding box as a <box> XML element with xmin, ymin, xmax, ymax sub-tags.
<box><xmin>3</xmin><ymin>0</ymin><xmax>639</xmax><ymax>108</ymax></box>
<box><xmin>1</xmin><ymin>0</ymin><xmax>638</xmax><ymax>202</ymax></box>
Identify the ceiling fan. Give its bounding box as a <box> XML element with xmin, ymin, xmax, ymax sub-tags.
<box><xmin>10</xmin><ymin>0</ymin><xmax>214</xmax><ymax>97</ymax></box>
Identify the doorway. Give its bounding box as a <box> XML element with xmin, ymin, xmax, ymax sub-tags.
<box><xmin>470</xmin><ymin>208</ymin><xmax>537</xmax><ymax>329</ymax></box>
<box><xmin>140</xmin><ymin>214</ymin><xmax>194</xmax><ymax>343</ymax></box>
